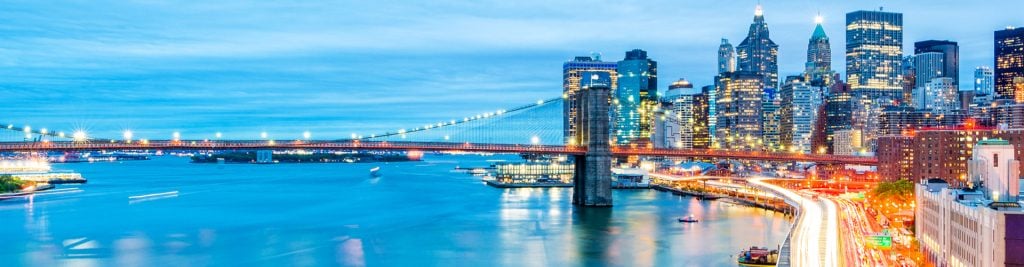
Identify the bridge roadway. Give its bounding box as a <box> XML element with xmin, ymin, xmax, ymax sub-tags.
<box><xmin>0</xmin><ymin>140</ymin><xmax>878</xmax><ymax>165</ymax></box>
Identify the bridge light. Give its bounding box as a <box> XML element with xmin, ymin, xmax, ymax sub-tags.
<box><xmin>531</xmin><ymin>136</ymin><xmax>540</xmax><ymax>145</ymax></box>
<box><xmin>537</xmin><ymin>99</ymin><xmax>544</xmax><ymax>105</ymax></box>
<box><xmin>303</xmin><ymin>131</ymin><xmax>311</xmax><ymax>140</ymax></box>
<box><xmin>444</xmin><ymin>135</ymin><xmax>450</xmax><ymax>140</ymax></box>
<box><xmin>351</xmin><ymin>133</ymin><xmax>357</xmax><ymax>139</ymax></box>
<box><xmin>215</xmin><ymin>132</ymin><xmax>222</xmax><ymax>139</ymax></box>
<box><xmin>141</xmin><ymin>139</ymin><xmax>149</xmax><ymax>145</ymax></box>
<box><xmin>123</xmin><ymin>130</ymin><xmax>133</xmax><ymax>141</ymax></box>
<box><xmin>172</xmin><ymin>131</ymin><xmax>181</xmax><ymax>141</ymax></box>
<box><xmin>23</xmin><ymin>126</ymin><xmax>30</xmax><ymax>133</ymax></box>
<box><xmin>58</xmin><ymin>132</ymin><xmax>65</xmax><ymax>138</ymax></box>
<box><xmin>72</xmin><ymin>130</ymin><xmax>87</xmax><ymax>142</ymax></box>
<box><xmin>6</xmin><ymin>124</ymin><xmax>11</xmax><ymax>129</ymax></box>
<box><xmin>40</xmin><ymin>128</ymin><xmax>48</xmax><ymax>135</ymax></box>
<box><xmin>260</xmin><ymin>132</ymin><xmax>268</xmax><ymax>139</ymax></box>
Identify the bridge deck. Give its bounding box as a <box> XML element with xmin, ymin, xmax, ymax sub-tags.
<box><xmin>0</xmin><ymin>140</ymin><xmax>877</xmax><ymax>165</ymax></box>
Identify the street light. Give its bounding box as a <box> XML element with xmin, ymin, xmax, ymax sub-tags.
<box><xmin>123</xmin><ymin>130</ymin><xmax>133</xmax><ymax>142</ymax></box>
<box><xmin>531</xmin><ymin>136</ymin><xmax>540</xmax><ymax>145</ymax></box>
<box><xmin>72</xmin><ymin>130</ymin><xmax>87</xmax><ymax>142</ymax></box>
<box><xmin>303</xmin><ymin>131</ymin><xmax>311</xmax><ymax>140</ymax></box>
<box><xmin>172</xmin><ymin>131</ymin><xmax>181</xmax><ymax>141</ymax></box>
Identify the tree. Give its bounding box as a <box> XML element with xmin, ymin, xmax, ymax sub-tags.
<box><xmin>0</xmin><ymin>174</ymin><xmax>28</xmax><ymax>193</ymax></box>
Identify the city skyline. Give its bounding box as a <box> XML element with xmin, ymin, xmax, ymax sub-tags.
<box><xmin>0</xmin><ymin>1</ymin><xmax>1021</xmax><ymax>139</ymax></box>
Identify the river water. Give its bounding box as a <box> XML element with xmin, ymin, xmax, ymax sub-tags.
<box><xmin>0</xmin><ymin>154</ymin><xmax>790</xmax><ymax>266</ymax></box>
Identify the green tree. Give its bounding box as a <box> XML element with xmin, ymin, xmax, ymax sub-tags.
<box><xmin>0</xmin><ymin>174</ymin><xmax>28</xmax><ymax>193</ymax></box>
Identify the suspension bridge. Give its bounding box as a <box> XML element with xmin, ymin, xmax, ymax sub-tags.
<box><xmin>1</xmin><ymin>81</ymin><xmax>876</xmax><ymax>206</ymax></box>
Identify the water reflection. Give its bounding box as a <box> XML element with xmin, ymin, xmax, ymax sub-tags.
<box><xmin>0</xmin><ymin>155</ymin><xmax>790</xmax><ymax>266</ymax></box>
<box><xmin>574</xmin><ymin>207</ymin><xmax>615</xmax><ymax>266</ymax></box>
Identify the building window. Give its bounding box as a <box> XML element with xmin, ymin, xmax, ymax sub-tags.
<box><xmin>994</xmin><ymin>153</ymin><xmax>999</xmax><ymax>167</ymax></box>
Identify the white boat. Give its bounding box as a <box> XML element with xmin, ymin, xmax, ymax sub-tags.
<box><xmin>369</xmin><ymin>166</ymin><xmax>381</xmax><ymax>177</ymax></box>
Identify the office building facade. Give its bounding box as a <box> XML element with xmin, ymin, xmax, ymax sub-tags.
<box><xmin>613</xmin><ymin>49</ymin><xmax>658</xmax><ymax>145</ymax></box>
<box><xmin>563</xmin><ymin>55</ymin><xmax>617</xmax><ymax>145</ymax></box>
<box><xmin>995</xmin><ymin>27</ymin><xmax>1024</xmax><ymax>99</ymax></box>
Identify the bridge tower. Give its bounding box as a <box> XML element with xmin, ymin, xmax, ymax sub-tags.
<box><xmin>572</xmin><ymin>73</ymin><xmax>613</xmax><ymax>206</ymax></box>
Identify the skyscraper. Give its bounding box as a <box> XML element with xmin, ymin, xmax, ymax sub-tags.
<box><xmin>846</xmin><ymin>10</ymin><xmax>903</xmax><ymax>97</ymax></box>
<box><xmin>911</xmin><ymin>52</ymin><xmax>945</xmax><ymax>110</ymax></box>
<box><xmin>718</xmin><ymin>39</ymin><xmax>736</xmax><ymax>74</ymax></box>
<box><xmin>805</xmin><ymin>15</ymin><xmax>833</xmax><ymax>86</ymax></box>
<box><xmin>614</xmin><ymin>49</ymin><xmax>657</xmax><ymax>145</ymax></box>
<box><xmin>825</xmin><ymin>79</ymin><xmax>853</xmax><ymax>152</ymax></box>
<box><xmin>715</xmin><ymin>71</ymin><xmax>763</xmax><ymax>150</ymax></box>
<box><xmin>780</xmin><ymin>76</ymin><xmax>825</xmax><ymax>153</ymax></box>
<box><xmin>901</xmin><ymin>56</ymin><xmax>916</xmax><ymax>103</ymax></box>
<box><xmin>762</xmin><ymin>88</ymin><xmax>781</xmax><ymax>150</ymax></box>
<box><xmin>914</xmin><ymin>40</ymin><xmax>959</xmax><ymax>87</ymax></box>
<box><xmin>662</xmin><ymin>79</ymin><xmax>709</xmax><ymax>149</ymax></box>
<box><xmin>975</xmin><ymin>66</ymin><xmax>994</xmax><ymax>96</ymax></box>
<box><xmin>563</xmin><ymin>55</ymin><xmax>617</xmax><ymax>145</ymax></box>
<box><xmin>995</xmin><ymin>27</ymin><xmax>1024</xmax><ymax>99</ymax></box>
<box><xmin>846</xmin><ymin>9</ymin><xmax>903</xmax><ymax>150</ymax></box>
<box><xmin>736</xmin><ymin>4</ymin><xmax>779</xmax><ymax>88</ymax></box>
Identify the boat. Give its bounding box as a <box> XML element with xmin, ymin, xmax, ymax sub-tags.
<box><xmin>369</xmin><ymin>166</ymin><xmax>381</xmax><ymax>177</ymax></box>
<box><xmin>677</xmin><ymin>214</ymin><xmax>699</xmax><ymax>223</ymax></box>
<box><xmin>737</xmin><ymin>246</ymin><xmax>779</xmax><ymax>266</ymax></box>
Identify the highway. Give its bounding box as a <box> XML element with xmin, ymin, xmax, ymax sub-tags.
<box><xmin>750</xmin><ymin>177</ymin><xmax>840</xmax><ymax>267</ymax></box>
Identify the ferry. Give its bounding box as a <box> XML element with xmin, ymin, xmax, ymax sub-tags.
<box><xmin>677</xmin><ymin>214</ymin><xmax>699</xmax><ymax>223</ymax></box>
<box><xmin>736</xmin><ymin>246</ymin><xmax>779</xmax><ymax>266</ymax></box>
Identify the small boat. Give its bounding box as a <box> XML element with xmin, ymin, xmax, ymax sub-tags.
<box><xmin>677</xmin><ymin>214</ymin><xmax>699</xmax><ymax>223</ymax></box>
<box><xmin>369</xmin><ymin>166</ymin><xmax>381</xmax><ymax>177</ymax></box>
<box><xmin>737</xmin><ymin>246</ymin><xmax>779</xmax><ymax>266</ymax></box>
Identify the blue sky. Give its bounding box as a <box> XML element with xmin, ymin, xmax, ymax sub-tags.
<box><xmin>0</xmin><ymin>0</ymin><xmax>1020</xmax><ymax>140</ymax></box>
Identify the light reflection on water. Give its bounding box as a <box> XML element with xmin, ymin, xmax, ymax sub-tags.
<box><xmin>0</xmin><ymin>155</ymin><xmax>790</xmax><ymax>266</ymax></box>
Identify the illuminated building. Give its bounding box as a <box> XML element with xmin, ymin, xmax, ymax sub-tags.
<box><xmin>915</xmin><ymin>140</ymin><xmax>1024</xmax><ymax>266</ymax></box>
<box><xmin>805</xmin><ymin>15</ymin><xmax>833</xmax><ymax>86</ymax></box>
<box><xmin>902</xmin><ymin>56</ymin><xmax>916</xmax><ymax>104</ymax></box>
<box><xmin>972</xmin><ymin>99</ymin><xmax>1024</xmax><ymax>129</ymax></box>
<box><xmin>780</xmin><ymin>76</ymin><xmax>825</xmax><ymax>153</ymax></box>
<box><xmin>876</xmin><ymin>134</ymin><xmax>914</xmax><ymax>181</ymax></box>
<box><xmin>613</xmin><ymin>49</ymin><xmax>658</xmax><ymax>145</ymax></box>
<box><xmin>915</xmin><ymin>40</ymin><xmax>959</xmax><ymax>87</ymax></box>
<box><xmin>662</xmin><ymin>79</ymin><xmax>709</xmax><ymax>149</ymax></box>
<box><xmin>976</xmin><ymin>66</ymin><xmax>995</xmax><ymax>96</ymax></box>
<box><xmin>878</xmin><ymin>105</ymin><xmax>968</xmax><ymax>136</ymax></box>
<box><xmin>490</xmin><ymin>162</ymin><xmax>574</xmax><ymax>186</ymax></box>
<box><xmin>562</xmin><ymin>55</ymin><xmax>617</xmax><ymax>145</ymax></box>
<box><xmin>715</xmin><ymin>71</ymin><xmax>763</xmax><ymax>150</ymax></box>
<box><xmin>1017</xmin><ymin>77</ymin><xmax>1024</xmax><ymax>103</ymax></box>
<box><xmin>762</xmin><ymin>88</ymin><xmax>781</xmax><ymax>150</ymax></box>
<box><xmin>704</xmin><ymin>85</ymin><xmax>717</xmax><ymax>145</ymax></box>
<box><xmin>923</xmin><ymin>77</ymin><xmax>960</xmax><ymax>113</ymax></box>
<box><xmin>846</xmin><ymin>9</ymin><xmax>903</xmax><ymax>148</ymax></box>
<box><xmin>911</xmin><ymin>52</ymin><xmax>946</xmax><ymax>109</ymax></box>
<box><xmin>718</xmin><ymin>38</ymin><xmax>736</xmax><ymax>74</ymax></box>
<box><xmin>824</xmin><ymin>78</ymin><xmax>853</xmax><ymax>152</ymax></box>
<box><xmin>736</xmin><ymin>4</ymin><xmax>779</xmax><ymax>88</ymax></box>
<box><xmin>832</xmin><ymin>129</ymin><xmax>863</xmax><ymax>156</ymax></box>
<box><xmin>877</xmin><ymin>127</ymin><xmax>1024</xmax><ymax>187</ymax></box>
<box><xmin>846</xmin><ymin>9</ymin><xmax>904</xmax><ymax>98</ymax></box>
<box><xmin>995</xmin><ymin>26</ymin><xmax>1024</xmax><ymax>99</ymax></box>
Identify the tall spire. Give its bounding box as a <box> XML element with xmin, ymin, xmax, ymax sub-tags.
<box><xmin>754</xmin><ymin>4</ymin><xmax>763</xmax><ymax>17</ymax></box>
<box><xmin>811</xmin><ymin>15</ymin><xmax>827</xmax><ymax>40</ymax></box>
